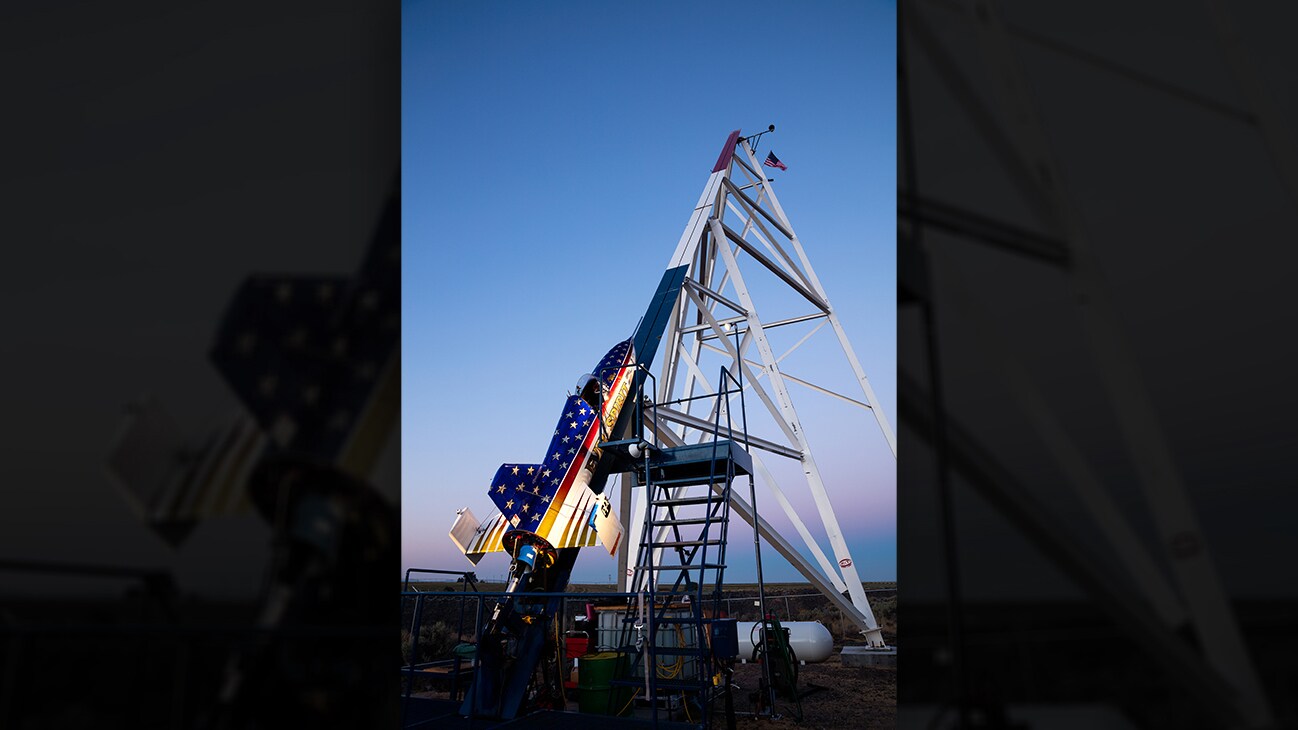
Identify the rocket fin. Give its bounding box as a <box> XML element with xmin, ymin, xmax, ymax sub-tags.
<box><xmin>532</xmin><ymin>480</ymin><xmax>623</xmax><ymax>548</ymax></box>
<box><xmin>450</xmin><ymin>508</ymin><xmax>510</xmax><ymax>564</ymax></box>
<box><xmin>534</xmin><ymin>482</ymin><xmax>603</xmax><ymax>551</ymax></box>
<box><xmin>589</xmin><ymin>491</ymin><xmax>624</xmax><ymax>556</ymax></box>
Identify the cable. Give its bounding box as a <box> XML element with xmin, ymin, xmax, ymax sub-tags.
<box><xmin>554</xmin><ymin>618</ymin><xmax>567</xmax><ymax>705</ymax></box>
<box><xmin>617</xmin><ymin>687</ymin><xmax>641</xmax><ymax>716</ymax></box>
<box><xmin>651</xmin><ymin>623</ymin><xmax>687</xmax><ymax>679</ymax></box>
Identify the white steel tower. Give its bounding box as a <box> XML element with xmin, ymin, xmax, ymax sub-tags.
<box><xmin>620</xmin><ymin>130</ymin><xmax>896</xmax><ymax>648</ymax></box>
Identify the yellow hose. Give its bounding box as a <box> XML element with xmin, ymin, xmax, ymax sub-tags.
<box><xmin>617</xmin><ymin>688</ymin><xmax>641</xmax><ymax>716</ymax></box>
<box><xmin>654</xmin><ymin>624</ymin><xmax>687</xmax><ymax>678</ymax></box>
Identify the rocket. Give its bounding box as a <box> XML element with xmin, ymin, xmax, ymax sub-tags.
<box><xmin>448</xmin><ymin>338</ymin><xmax>637</xmax><ymax>572</ymax></box>
<box><xmin>443</xmin><ymin>265</ymin><xmax>687</xmax><ymax>719</ymax></box>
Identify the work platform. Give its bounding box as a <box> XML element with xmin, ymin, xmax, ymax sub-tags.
<box><xmin>635</xmin><ymin>440</ymin><xmax>752</xmax><ymax>486</ymax></box>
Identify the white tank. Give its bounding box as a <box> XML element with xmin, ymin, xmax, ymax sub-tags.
<box><xmin>736</xmin><ymin>621</ymin><xmax>834</xmax><ymax>663</ymax></box>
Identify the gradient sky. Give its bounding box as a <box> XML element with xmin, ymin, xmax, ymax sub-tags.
<box><xmin>402</xmin><ymin>0</ymin><xmax>896</xmax><ymax>585</ymax></box>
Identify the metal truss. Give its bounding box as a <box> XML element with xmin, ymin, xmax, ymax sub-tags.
<box><xmin>903</xmin><ymin>0</ymin><xmax>1276</xmax><ymax>724</ymax></box>
<box><xmin>619</xmin><ymin>133</ymin><xmax>896</xmax><ymax>647</ymax></box>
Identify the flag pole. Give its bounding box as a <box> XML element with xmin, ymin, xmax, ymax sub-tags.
<box><xmin>739</xmin><ymin>124</ymin><xmax>776</xmax><ymax>155</ymax></box>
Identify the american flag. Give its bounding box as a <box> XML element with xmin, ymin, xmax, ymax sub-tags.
<box><xmin>764</xmin><ymin>151</ymin><xmax>788</xmax><ymax>171</ymax></box>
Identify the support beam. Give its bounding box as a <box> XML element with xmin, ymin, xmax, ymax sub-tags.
<box><xmin>964</xmin><ymin>3</ymin><xmax>1272</xmax><ymax>722</ymax></box>
<box><xmin>649</xmin><ymin>422</ymin><xmax>881</xmax><ymax>644</ymax></box>
<box><xmin>899</xmin><ymin>373</ymin><xmax>1244</xmax><ymax>727</ymax></box>
<box><xmin>710</xmin><ymin>218</ymin><xmax>877</xmax><ymax>619</ymax></box>
<box><xmin>636</xmin><ymin>129</ymin><xmax>895</xmax><ymax>646</ymax></box>
<box><xmin>653</xmin><ymin>406</ymin><xmax>802</xmax><ymax>460</ymax></box>
<box><xmin>738</xmin><ymin>140</ymin><xmax>899</xmax><ymax>458</ymax></box>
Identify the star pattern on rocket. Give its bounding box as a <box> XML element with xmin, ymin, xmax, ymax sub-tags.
<box><xmin>208</xmin><ymin>189</ymin><xmax>399</xmax><ymax>461</ymax></box>
<box><xmin>595</xmin><ymin>339</ymin><xmax>633</xmax><ymax>385</ymax></box>
<box><xmin>479</xmin><ymin>340</ymin><xmax>635</xmax><ymax>535</ymax></box>
<box><xmin>485</xmin><ymin>393</ymin><xmax>600</xmax><ymax>531</ymax></box>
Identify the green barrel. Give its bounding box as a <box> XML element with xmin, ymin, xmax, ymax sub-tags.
<box><xmin>576</xmin><ymin>651</ymin><xmax>633</xmax><ymax>716</ymax></box>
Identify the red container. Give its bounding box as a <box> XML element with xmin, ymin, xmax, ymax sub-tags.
<box><xmin>565</xmin><ymin>634</ymin><xmax>590</xmax><ymax>658</ymax></box>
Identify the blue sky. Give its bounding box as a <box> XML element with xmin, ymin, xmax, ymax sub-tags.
<box><xmin>403</xmin><ymin>0</ymin><xmax>895</xmax><ymax>584</ymax></box>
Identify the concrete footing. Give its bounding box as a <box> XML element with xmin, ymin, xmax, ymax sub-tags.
<box><xmin>841</xmin><ymin>645</ymin><xmax>897</xmax><ymax>668</ymax></box>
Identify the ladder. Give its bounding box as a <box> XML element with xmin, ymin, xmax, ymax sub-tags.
<box><xmin>610</xmin><ymin>368</ymin><xmax>752</xmax><ymax>728</ymax></box>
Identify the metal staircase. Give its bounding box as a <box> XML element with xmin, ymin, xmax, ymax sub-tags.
<box><xmin>608</xmin><ymin>367</ymin><xmax>753</xmax><ymax>728</ymax></box>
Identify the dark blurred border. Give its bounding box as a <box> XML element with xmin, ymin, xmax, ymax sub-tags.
<box><xmin>0</xmin><ymin>1</ymin><xmax>399</xmax><ymax>727</ymax></box>
<box><xmin>899</xmin><ymin>2</ymin><xmax>1298</xmax><ymax>728</ymax></box>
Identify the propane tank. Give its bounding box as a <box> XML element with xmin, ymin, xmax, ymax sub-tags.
<box><xmin>737</xmin><ymin>621</ymin><xmax>834</xmax><ymax>663</ymax></box>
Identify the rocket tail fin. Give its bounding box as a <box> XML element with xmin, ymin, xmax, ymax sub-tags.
<box><xmin>450</xmin><ymin>508</ymin><xmax>509</xmax><ymax>563</ymax></box>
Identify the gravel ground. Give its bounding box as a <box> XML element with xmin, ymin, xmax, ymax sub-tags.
<box><xmin>729</xmin><ymin>652</ymin><xmax>896</xmax><ymax>730</ymax></box>
<box><xmin>411</xmin><ymin>651</ymin><xmax>896</xmax><ymax>729</ymax></box>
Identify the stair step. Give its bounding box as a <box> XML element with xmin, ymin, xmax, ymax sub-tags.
<box><xmin>651</xmin><ymin>517</ymin><xmax>722</xmax><ymax>526</ymax></box>
<box><xmin>608</xmin><ymin>677</ymin><xmax>711</xmax><ymax>692</ymax></box>
<box><xmin>653</xmin><ymin>495</ymin><xmax>717</xmax><ymax>507</ymax></box>
<box><xmin>643</xmin><ymin>646</ymin><xmax>706</xmax><ymax>657</ymax></box>
<box><xmin>621</xmin><ymin>615</ymin><xmax>703</xmax><ymax>625</ymax></box>
<box><xmin>635</xmin><ymin>563</ymin><xmax>726</xmax><ymax>571</ymax></box>
<box><xmin>650</xmin><ymin>476</ymin><xmax>726</xmax><ymax>487</ymax></box>
<box><xmin>654</xmin><ymin>539</ymin><xmax>723</xmax><ymax>548</ymax></box>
